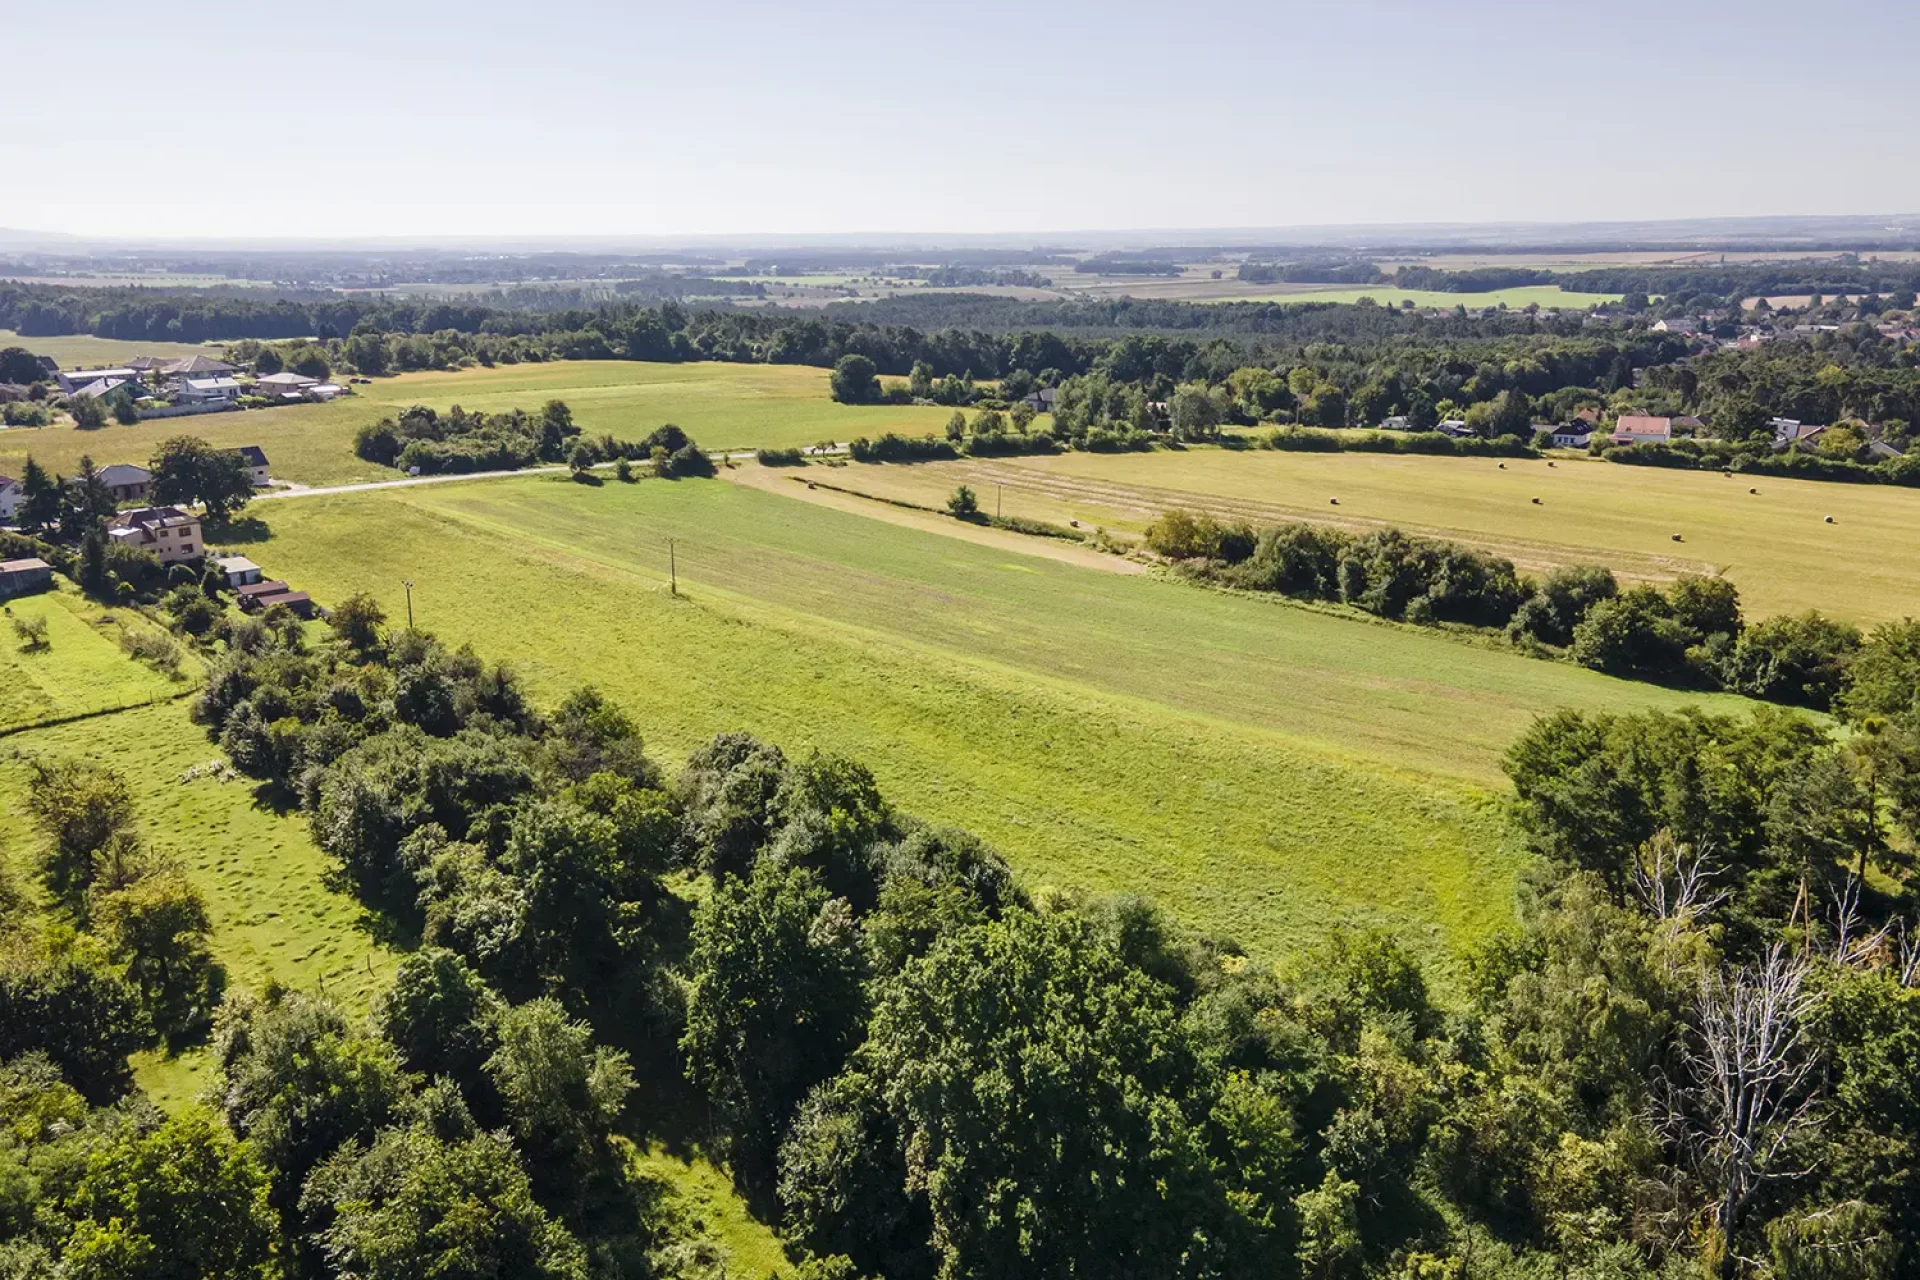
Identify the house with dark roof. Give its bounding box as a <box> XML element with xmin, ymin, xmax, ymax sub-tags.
<box><xmin>1549</xmin><ymin>424</ymin><xmax>1595</xmax><ymax>448</ymax></box>
<box><xmin>96</xmin><ymin>463</ymin><xmax>153</xmax><ymax>503</ymax></box>
<box><xmin>109</xmin><ymin>506</ymin><xmax>202</xmax><ymax>565</ymax></box>
<box><xmin>162</xmin><ymin>355</ymin><xmax>239</xmax><ymax>379</ymax></box>
<box><xmin>236</xmin><ymin>445</ymin><xmax>270</xmax><ymax>486</ymax></box>
<box><xmin>0</xmin><ymin>475</ymin><xmax>21</xmax><ymax>522</ymax></box>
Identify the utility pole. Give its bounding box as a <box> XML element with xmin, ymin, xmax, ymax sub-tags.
<box><xmin>667</xmin><ymin>538</ymin><xmax>677</xmax><ymax>597</ymax></box>
<box><xmin>996</xmin><ymin>483</ymin><xmax>1002</xmax><ymax>519</ymax></box>
<box><xmin>402</xmin><ymin>579</ymin><xmax>414</xmax><ymax>629</ymax></box>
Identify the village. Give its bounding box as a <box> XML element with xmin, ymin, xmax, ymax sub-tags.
<box><xmin>10</xmin><ymin>351</ymin><xmax>352</xmax><ymax>418</ymax></box>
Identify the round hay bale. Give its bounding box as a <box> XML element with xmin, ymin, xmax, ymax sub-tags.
<box><xmin>1329</xmin><ymin>497</ymin><xmax>1339</xmax><ymax>505</ymax></box>
<box><xmin>1825</xmin><ymin>515</ymin><xmax>1835</xmax><ymax>524</ymax></box>
<box><xmin>1749</xmin><ymin>487</ymin><xmax>1759</xmax><ymax>494</ymax></box>
<box><xmin>1672</xmin><ymin>533</ymin><xmax>1684</xmax><ymax>542</ymax></box>
<box><xmin>1498</xmin><ymin>462</ymin><xmax>1506</xmax><ymax>469</ymax></box>
<box><xmin>1530</xmin><ymin>497</ymin><xmax>1541</xmax><ymax>504</ymax></box>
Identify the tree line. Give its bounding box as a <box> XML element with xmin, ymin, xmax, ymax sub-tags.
<box><xmin>1149</xmin><ymin>510</ymin><xmax>1895</xmax><ymax>711</ymax></box>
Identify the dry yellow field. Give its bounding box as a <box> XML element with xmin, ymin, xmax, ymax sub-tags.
<box><xmin>808</xmin><ymin>448</ymin><xmax>1920</xmax><ymax>624</ymax></box>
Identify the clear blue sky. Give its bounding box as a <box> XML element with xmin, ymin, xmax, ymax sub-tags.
<box><xmin>8</xmin><ymin>0</ymin><xmax>1916</xmax><ymax>240</ymax></box>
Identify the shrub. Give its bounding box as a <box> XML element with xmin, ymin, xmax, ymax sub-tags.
<box><xmin>1716</xmin><ymin>612</ymin><xmax>1863</xmax><ymax>709</ymax></box>
<box><xmin>756</xmin><ymin>447</ymin><xmax>806</xmax><ymax>466</ymax></box>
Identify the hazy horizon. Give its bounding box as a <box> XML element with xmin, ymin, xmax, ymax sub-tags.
<box><xmin>8</xmin><ymin>0</ymin><xmax>1919</xmax><ymax>241</ymax></box>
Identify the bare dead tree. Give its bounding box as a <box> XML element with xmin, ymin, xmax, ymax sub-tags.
<box><xmin>1661</xmin><ymin>944</ymin><xmax>1824</xmax><ymax>1275</ymax></box>
<box><xmin>1633</xmin><ymin>832</ymin><xmax>1730</xmax><ymax>924</ymax></box>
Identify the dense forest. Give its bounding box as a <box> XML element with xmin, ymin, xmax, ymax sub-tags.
<box><xmin>7</xmin><ymin>582</ymin><xmax>1920</xmax><ymax>1278</ymax></box>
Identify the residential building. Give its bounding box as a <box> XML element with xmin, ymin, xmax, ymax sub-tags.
<box><xmin>214</xmin><ymin>555</ymin><xmax>263</xmax><ymax>588</ymax></box>
<box><xmin>178</xmin><ymin>377</ymin><xmax>242</xmax><ymax>404</ymax></box>
<box><xmin>96</xmin><ymin>463</ymin><xmax>153</xmax><ymax>503</ymax></box>
<box><xmin>0</xmin><ymin>383</ymin><xmax>30</xmax><ymax>403</ymax></box>
<box><xmin>236</xmin><ymin>445</ymin><xmax>270</xmax><ymax>486</ymax></box>
<box><xmin>0</xmin><ymin>557</ymin><xmax>53</xmax><ymax>599</ymax></box>
<box><xmin>108</xmin><ymin>506</ymin><xmax>203</xmax><ymax>565</ymax></box>
<box><xmin>1019</xmin><ymin>387</ymin><xmax>1058</xmax><ymax>415</ymax></box>
<box><xmin>57</xmin><ymin>366</ymin><xmax>138</xmax><ymax>394</ymax></box>
<box><xmin>72</xmin><ymin>376</ymin><xmax>149</xmax><ymax>402</ymax></box>
<box><xmin>1549</xmin><ymin>425</ymin><xmax>1594</xmax><ymax>448</ymax></box>
<box><xmin>255</xmin><ymin>371</ymin><xmax>318</xmax><ymax>398</ymax></box>
<box><xmin>0</xmin><ymin>475</ymin><xmax>20</xmax><ymax>521</ymax></box>
<box><xmin>1378</xmin><ymin>415</ymin><xmax>1410</xmax><ymax>431</ymax></box>
<box><xmin>1609</xmin><ymin>415</ymin><xmax>1672</xmax><ymax>446</ymax></box>
<box><xmin>1437</xmin><ymin>418</ymin><xmax>1474</xmax><ymax>438</ymax></box>
<box><xmin>1771</xmin><ymin>418</ymin><xmax>1828</xmax><ymax>450</ymax></box>
<box><xmin>161</xmin><ymin>355</ymin><xmax>239</xmax><ymax>380</ymax></box>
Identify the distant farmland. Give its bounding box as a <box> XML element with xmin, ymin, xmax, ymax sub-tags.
<box><xmin>819</xmin><ymin>448</ymin><xmax>1920</xmax><ymax>624</ymax></box>
<box><xmin>0</xmin><ymin>359</ymin><xmax>954</xmax><ymax>488</ymax></box>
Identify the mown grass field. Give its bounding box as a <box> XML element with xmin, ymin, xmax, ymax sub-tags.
<box><xmin>0</xmin><ymin>328</ymin><xmax>228</xmax><ymax>367</ymax></box>
<box><xmin>249</xmin><ymin>472</ymin><xmax>1762</xmax><ymax>975</ymax></box>
<box><xmin>0</xmin><ymin>586</ymin><xmax>196</xmax><ymax>731</ymax></box>
<box><xmin>830</xmin><ymin>448</ymin><xmax>1920</xmax><ymax>624</ymax></box>
<box><xmin>0</xmin><ymin>360</ymin><xmax>953</xmax><ymax>489</ymax></box>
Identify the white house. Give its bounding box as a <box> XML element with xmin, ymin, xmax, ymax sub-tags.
<box><xmin>179</xmin><ymin>377</ymin><xmax>243</xmax><ymax>404</ymax></box>
<box><xmin>1549</xmin><ymin>425</ymin><xmax>1594</xmax><ymax>448</ymax></box>
<box><xmin>0</xmin><ymin>475</ymin><xmax>21</xmax><ymax>521</ymax></box>
<box><xmin>1609</xmin><ymin>415</ymin><xmax>1673</xmax><ymax>446</ymax></box>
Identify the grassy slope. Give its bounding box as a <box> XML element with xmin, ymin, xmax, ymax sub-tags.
<box><xmin>250</xmin><ymin>473</ymin><xmax>1759</xmax><ymax>974</ymax></box>
<box><xmin>0</xmin><ymin>699</ymin><xmax>400</xmax><ymax>1099</ymax></box>
<box><xmin>0</xmin><ymin>587</ymin><xmax>195</xmax><ymax>731</ymax></box>
<box><xmin>0</xmin><ymin>360</ymin><xmax>952</xmax><ymax>489</ymax></box>
<box><xmin>855</xmin><ymin>448</ymin><xmax>1920</xmax><ymax>624</ymax></box>
<box><xmin>0</xmin><ymin>686</ymin><xmax>786</xmax><ymax>1271</ymax></box>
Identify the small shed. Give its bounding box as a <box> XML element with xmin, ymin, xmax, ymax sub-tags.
<box><xmin>0</xmin><ymin>557</ymin><xmax>54</xmax><ymax>599</ymax></box>
<box><xmin>215</xmin><ymin>555</ymin><xmax>263</xmax><ymax>588</ymax></box>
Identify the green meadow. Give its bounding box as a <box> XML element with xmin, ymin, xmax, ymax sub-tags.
<box><xmin>0</xmin><ymin>586</ymin><xmax>195</xmax><ymax>732</ymax></box>
<box><xmin>0</xmin><ymin>698</ymin><xmax>400</xmax><ymax>1099</ymax></box>
<box><xmin>0</xmin><ymin>359</ymin><xmax>952</xmax><ymax>488</ymax></box>
<box><xmin>247</xmin><ymin>472</ymin><xmax>1762</xmax><ymax>975</ymax></box>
